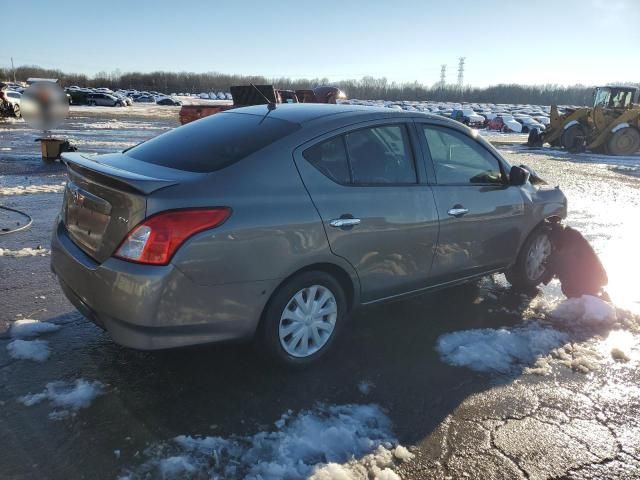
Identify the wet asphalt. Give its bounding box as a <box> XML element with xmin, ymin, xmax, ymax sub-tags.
<box><xmin>1</xmin><ymin>108</ymin><xmax>639</xmax><ymax>479</ymax></box>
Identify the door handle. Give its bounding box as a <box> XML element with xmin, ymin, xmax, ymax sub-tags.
<box><xmin>329</xmin><ymin>218</ymin><xmax>361</xmax><ymax>228</ymax></box>
<box><xmin>447</xmin><ymin>207</ymin><xmax>469</xmax><ymax>218</ymax></box>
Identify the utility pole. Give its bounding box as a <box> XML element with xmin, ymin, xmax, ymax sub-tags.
<box><xmin>11</xmin><ymin>57</ymin><xmax>16</xmax><ymax>83</ymax></box>
<box><xmin>457</xmin><ymin>57</ymin><xmax>465</xmax><ymax>89</ymax></box>
<box><xmin>440</xmin><ymin>64</ymin><xmax>447</xmax><ymax>88</ymax></box>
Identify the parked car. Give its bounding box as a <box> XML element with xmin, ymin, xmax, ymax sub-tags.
<box><xmin>516</xmin><ymin>116</ymin><xmax>546</xmax><ymax>133</ymax></box>
<box><xmin>134</xmin><ymin>95</ymin><xmax>156</xmax><ymax>103</ymax></box>
<box><xmin>156</xmin><ymin>96</ymin><xmax>182</xmax><ymax>106</ymax></box>
<box><xmin>451</xmin><ymin>109</ymin><xmax>485</xmax><ymax>127</ymax></box>
<box><xmin>2</xmin><ymin>90</ymin><xmax>22</xmax><ymax>117</ymax></box>
<box><xmin>491</xmin><ymin>114</ymin><xmax>523</xmax><ymax>133</ymax></box>
<box><xmin>51</xmin><ymin>105</ymin><xmax>566</xmax><ymax>366</ymax></box>
<box><xmin>87</xmin><ymin>93</ymin><xmax>126</xmax><ymax>107</ymax></box>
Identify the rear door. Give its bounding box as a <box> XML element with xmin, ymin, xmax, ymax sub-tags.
<box><xmin>417</xmin><ymin>123</ymin><xmax>524</xmax><ymax>283</ymax></box>
<box><xmin>294</xmin><ymin>120</ymin><xmax>439</xmax><ymax>303</ymax></box>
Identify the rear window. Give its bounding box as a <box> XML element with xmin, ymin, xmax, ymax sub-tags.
<box><xmin>125</xmin><ymin>112</ymin><xmax>300</xmax><ymax>172</ymax></box>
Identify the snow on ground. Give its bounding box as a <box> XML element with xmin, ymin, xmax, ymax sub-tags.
<box><xmin>7</xmin><ymin>339</ymin><xmax>50</xmax><ymax>362</ymax></box>
<box><xmin>437</xmin><ymin>295</ymin><xmax>639</xmax><ymax>375</ymax></box>
<box><xmin>0</xmin><ymin>247</ymin><xmax>49</xmax><ymax>257</ymax></box>
<box><xmin>9</xmin><ymin>318</ymin><xmax>61</xmax><ymax>338</ymax></box>
<box><xmin>437</xmin><ymin>322</ymin><xmax>568</xmax><ymax>374</ymax></box>
<box><xmin>121</xmin><ymin>403</ymin><xmax>412</xmax><ymax>480</ymax></box>
<box><xmin>0</xmin><ymin>183</ymin><xmax>66</xmax><ymax>195</ymax></box>
<box><xmin>18</xmin><ymin>379</ymin><xmax>105</xmax><ymax>420</ymax></box>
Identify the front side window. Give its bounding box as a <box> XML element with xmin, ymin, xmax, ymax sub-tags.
<box><xmin>344</xmin><ymin>125</ymin><xmax>416</xmax><ymax>184</ymax></box>
<box><xmin>422</xmin><ymin>126</ymin><xmax>503</xmax><ymax>185</ymax></box>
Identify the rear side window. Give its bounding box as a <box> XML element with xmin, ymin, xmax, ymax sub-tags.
<box><xmin>126</xmin><ymin>112</ymin><xmax>300</xmax><ymax>173</ymax></box>
<box><xmin>303</xmin><ymin>137</ymin><xmax>350</xmax><ymax>184</ymax></box>
<box><xmin>345</xmin><ymin>125</ymin><xmax>415</xmax><ymax>184</ymax></box>
<box><xmin>303</xmin><ymin>124</ymin><xmax>416</xmax><ymax>185</ymax></box>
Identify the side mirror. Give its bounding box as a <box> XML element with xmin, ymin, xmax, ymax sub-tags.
<box><xmin>509</xmin><ymin>165</ymin><xmax>530</xmax><ymax>186</ymax></box>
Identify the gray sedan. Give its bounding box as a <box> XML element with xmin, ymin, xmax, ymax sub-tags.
<box><xmin>51</xmin><ymin>105</ymin><xmax>567</xmax><ymax>366</ymax></box>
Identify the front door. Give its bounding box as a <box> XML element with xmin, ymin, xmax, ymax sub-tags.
<box><xmin>294</xmin><ymin>121</ymin><xmax>439</xmax><ymax>303</ymax></box>
<box><xmin>418</xmin><ymin>124</ymin><xmax>524</xmax><ymax>284</ymax></box>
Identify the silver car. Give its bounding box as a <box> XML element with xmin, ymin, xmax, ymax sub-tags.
<box><xmin>51</xmin><ymin>104</ymin><xmax>567</xmax><ymax>366</ymax></box>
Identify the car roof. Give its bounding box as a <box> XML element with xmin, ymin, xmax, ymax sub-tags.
<box><xmin>227</xmin><ymin>103</ymin><xmax>457</xmax><ymax>127</ymax></box>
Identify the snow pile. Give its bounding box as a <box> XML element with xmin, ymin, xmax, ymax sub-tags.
<box><xmin>437</xmin><ymin>295</ymin><xmax>638</xmax><ymax>375</ymax></box>
<box><xmin>10</xmin><ymin>319</ymin><xmax>60</xmax><ymax>338</ymax></box>
<box><xmin>19</xmin><ymin>379</ymin><xmax>105</xmax><ymax>420</ymax></box>
<box><xmin>550</xmin><ymin>295</ymin><xmax>617</xmax><ymax>327</ymax></box>
<box><xmin>122</xmin><ymin>404</ymin><xmax>411</xmax><ymax>479</ymax></box>
<box><xmin>0</xmin><ymin>247</ymin><xmax>50</xmax><ymax>257</ymax></box>
<box><xmin>436</xmin><ymin>322</ymin><xmax>568</xmax><ymax>373</ymax></box>
<box><xmin>7</xmin><ymin>339</ymin><xmax>50</xmax><ymax>362</ymax></box>
<box><xmin>6</xmin><ymin>319</ymin><xmax>61</xmax><ymax>363</ymax></box>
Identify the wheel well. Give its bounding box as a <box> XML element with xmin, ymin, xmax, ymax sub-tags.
<box><xmin>258</xmin><ymin>263</ymin><xmax>357</xmax><ymax>333</ymax></box>
<box><xmin>284</xmin><ymin>263</ymin><xmax>356</xmax><ymax>312</ymax></box>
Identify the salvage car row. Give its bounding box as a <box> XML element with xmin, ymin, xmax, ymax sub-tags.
<box><xmin>342</xmin><ymin>99</ymin><xmax>559</xmax><ymax>133</ymax></box>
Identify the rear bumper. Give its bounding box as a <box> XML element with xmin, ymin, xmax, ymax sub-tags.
<box><xmin>51</xmin><ymin>221</ymin><xmax>276</xmax><ymax>350</ymax></box>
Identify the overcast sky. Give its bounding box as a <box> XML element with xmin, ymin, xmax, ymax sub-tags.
<box><xmin>3</xmin><ymin>0</ymin><xmax>639</xmax><ymax>87</ymax></box>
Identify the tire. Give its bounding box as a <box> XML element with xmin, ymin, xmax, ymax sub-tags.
<box><xmin>12</xmin><ymin>104</ymin><xmax>21</xmax><ymax>118</ymax></box>
<box><xmin>527</xmin><ymin>129</ymin><xmax>543</xmax><ymax>147</ymax></box>
<box><xmin>89</xmin><ymin>101</ymin><xmax>96</xmax><ymax>106</ymax></box>
<box><xmin>607</xmin><ymin>127</ymin><xmax>640</xmax><ymax>156</ymax></box>
<box><xmin>560</xmin><ymin>124</ymin><xmax>585</xmax><ymax>150</ymax></box>
<box><xmin>258</xmin><ymin>271</ymin><xmax>347</xmax><ymax>367</ymax></box>
<box><xmin>505</xmin><ymin>225</ymin><xmax>553</xmax><ymax>291</ymax></box>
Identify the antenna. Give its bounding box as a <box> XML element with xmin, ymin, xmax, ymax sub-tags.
<box><xmin>249</xmin><ymin>83</ymin><xmax>276</xmax><ymax>110</ymax></box>
<box><xmin>457</xmin><ymin>57</ymin><xmax>466</xmax><ymax>89</ymax></box>
<box><xmin>440</xmin><ymin>64</ymin><xmax>447</xmax><ymax>87</ymax></box>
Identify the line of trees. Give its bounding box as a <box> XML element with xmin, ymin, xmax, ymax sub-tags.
<box><xmin>0</xmin><ymin>65</ymin><xmax>614</xmax><ymax>106</ymax></box>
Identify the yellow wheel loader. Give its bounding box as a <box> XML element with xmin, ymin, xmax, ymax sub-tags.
<box><xmin>528</xmin><ymin>86</ymin><xmax>640</xmax><ymax>156</ymax></box>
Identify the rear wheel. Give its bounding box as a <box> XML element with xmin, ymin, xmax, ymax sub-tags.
<box><xmin>607</xmin><ymin>127</ymin><xmax>640</xmax><ymax>156</ymax></box>
<box><xmin>259</xmin><ymin>271</ymin><xmax>347</xmax><ymax>367</ymax></box>
<box><xmin>506</xmin><ymin>225</ymin><xmax>553</xmax><ymax>291</ymax></box>
<box><xmin>12</xmin><ymin>104</ymin><xmax>21</xmax><ymax>118</ymax></box>
<box><xmin>560</xmin><ymin>124</ymin><xmax>586</xmax><ymax>150</ymax></box>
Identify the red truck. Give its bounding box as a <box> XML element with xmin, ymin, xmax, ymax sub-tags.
<box><xmin>178</xmin><ymin>85</ymin><xmax>345</xmax><ymax>125</ymax></box>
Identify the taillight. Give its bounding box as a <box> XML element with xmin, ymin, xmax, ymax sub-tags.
<box><xmin>114</xmin><ymin>208</ymin><xmax>230</xmax><ymax>265</ymax></box>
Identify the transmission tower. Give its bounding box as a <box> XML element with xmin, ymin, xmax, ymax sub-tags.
<box><xmin>457</xmin><ymin>57</ymin><xmax>466</xmax><ymax>89</ymax></box>
<box><xmin>439</xmin><ymin>64</ymin><xmax>447</xmax><ymax>87</ymax></box>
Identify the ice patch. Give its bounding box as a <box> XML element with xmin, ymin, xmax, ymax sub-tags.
<box><xmin>122</xmin><ymin>403</ymin><xmax>410</xmax><ymax>479</ymax></box>
<box><xmin>0</xmin><ymin>184</ymin><xmax>65</xmax><ymax>195</ymax></box>
<box><xmin>436</xmin><ymin>322</ymin><xmax>568</xmax><ymax>373</ymax></box>
<box><xmin>10</xmin><ymin>319</ymin><xmax>61</xmax><ymax>338</ymax></box>
<box><xmin>0</xmin><ymin>247</ymin><xmax>50</xmax><ymax>257</ymax></box>
<box><xmin>18</xmin><ymin>379</ymin><xmax>105</xmax><ymax>419</ymax></box>
<box><xmin>7</xmin><ymin>339</ymin><xmax>50</xmax><ymax>362</ymax></box>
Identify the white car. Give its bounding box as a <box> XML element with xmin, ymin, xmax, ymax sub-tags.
<box><xmin>517</xmin><ymin>116</ymin><xmax>546</xmax><ymax>133</ymax></box>
<box><xmin>199</xmin><ymin>92</ymin><xmax>210</xmax><ymax>99</ymax></box>
<box><xmin>533</xmin><ymin>115</ymin><xmax>550</xmax><ymax>126</ymax></box>
<box><xmin>497</xmin><ymin>115</ymin><xmax>523</xmax><ymax>133</ymax></box>
<box><xmin>3</xmin><ymin>90</ymin><xmax>22</xmax><ymax>117</ymax></box>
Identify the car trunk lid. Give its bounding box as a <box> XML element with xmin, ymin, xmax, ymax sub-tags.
<box><xmin>61</xmin><ymin>152</ymin><xmax>199</xmax><ymax>263</ymax></box>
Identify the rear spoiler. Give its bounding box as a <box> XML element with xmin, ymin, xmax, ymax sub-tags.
<box><xmin>61</xmin><ymin>152</ymin><xmax>180</xmax><ymax>195</ymax></box>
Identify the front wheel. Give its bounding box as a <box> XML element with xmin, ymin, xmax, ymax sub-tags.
<box><xmin>13</xmin><ymin>104</ymin><xmax>21</xmax><ymax>118</ymax></box>
<box><xmin>259</xmin><ymin>271</ymin><xmax>347</xmax><ymax>367</ymax></box>
<box><xmin>506</xmin><ymin>226</ymin><xmax>553</xmax><ymax>291</ymax></box>
<box><xmin>607</xmin><ymin>127</ymin><xmax>640</xmax><ymax>156</ymax></box>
